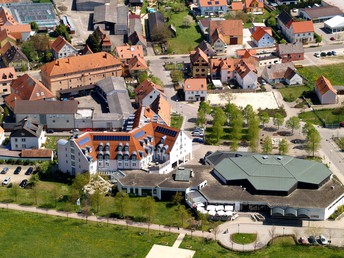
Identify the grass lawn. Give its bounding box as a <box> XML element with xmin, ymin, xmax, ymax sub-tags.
<box><xmin>278</xmin><ymin>86</ymin><xmax>311</xmax><ymax>102</ymax></box>
<box><xmin>298</xmin><ymin>63</ymin><xmax>344</xmax><ymax>86</ymax></box>
<box><xmin>205</xmin><ymin>126</ymin><xmax>249</xmax><ymax>145</ymax></box>
<box><xmin>0</xmin><ymin>210</ymin><xmax>177</xmax><ymax>257</ymax></box>
<box><xmin>43</xmin><ymin>136</ymin><xmax>69</xmax><ymax>151</ymax></box>
<box><xmin>299</xmin><ymin>108</ymin><xmax>344</xmax><ymax>126</ymax></box>
<box><xmin>167</xmin><ymin>11</ymin><xmax>202</xmax><ymax>54</ymax></box>
<box><xmin>231</xmin><ymin>233</ymin><xmax>257</xmax><ymax>244</ymax></box>
<box><xmin>179</xmin><ymin>236</ymin><xmax>344</xmax><ymax>257</ymax></box>
<box><xmin>171</xmin><ymin>114</ymin><xmax>183</xmax><ymax>129</ymax></box>
<box><xmin>165</xmin><ymin>62</ymin><xmax>184</xmax><ymax>71</ymax></box>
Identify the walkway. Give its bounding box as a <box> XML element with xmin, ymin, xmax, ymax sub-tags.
<box><xmin>173</xmin><ymin>233</ymin><xmax>186</xmax><ymax>248</ymax></box>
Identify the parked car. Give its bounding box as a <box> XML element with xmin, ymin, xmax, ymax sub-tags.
<box><xmin>204</xmin><ymin>151</ymin><xmax>213</xmax><ymax>158</ymax></box>
<box><xmin>47</xmin><ymin>129</ymin><xmax>54</xmax><ymax>133</ymax></box>
<box><xmin>308</xmin><ymin>236</ymin><xmax>319</xmax><ymax>245</ymax></box>
<box><xmin>192</xmin><ymin>138</ymin><xmax>204</xmax><ymax>143</ymax></box>
<box><xmin>327</xmin><ymin>51</ymin><xmax>333</xmax><ymax>56</ymax></box>
<box><xmin>320</xmin><ymin>52</ymin><xmax>327</xmax><ymax>57</ymax></box>
<box><xmin>332</xmin><ymin>51</ymin><xmax>337</xmax><ymax>56</ymax></box>
<box><xmin>14</xmin><ymin>166</ymin><xmax>22</xmax><ymax>175</ymax></box>
<box><xmin>2</xmin><ymin>176</ymin><xmax>11</xmax><ymax>186</ymax></box>
<box><xmin>25</xmin><ymin>167</ymin><xmax>33</xmax><ymax>175</ymax></box>
<box><xmin>330</xmin><ymin>37</ymin><xmax>335</xmax><ymax>41</ymax></box>
<box><xmin>314</xmin><ymin>52</ymin><xmax>320</xmax><ymax>58</ymax></box>
<box><xmin>340</xmin><ymin>122</ymin><xmax>344</xmax><ymax>127</ymax></box>
<box><xmin>192</xmin><ymin>131</ymin><xmax>204</xmax><ymax>137</ymax></box>
<box><xmin>319</xmin><ymin>235</ymin><xmax>329</xmax><ymax>245</ymax></box>
<box><xmin>19</xmin><ymin>179</ymin><xmax>28</xmax><ymax>188</ymax></box>
<box><xmin>298</xmin><ymin>237</ymin><xmax>309</xmax><ymax>245</ymax></box>
<box><xmin>1</xmin><ymin>167</ymin><xmax>9</xmax><ymax>174</ymax></box>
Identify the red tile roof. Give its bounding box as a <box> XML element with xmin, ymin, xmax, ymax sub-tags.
<box><xmin>51</xmin><ymin>35</ymin><xmax>75</xmax><ymax>53</ymax></box>
<box><xmin>245</xmin><ymin>0</ymin><xmax>264</xmax><ymax>8</ymax></box>
<box><xmin>0</xmin><ymin>28</ymin><xmax>15</xmax><ymax>42</ymax></box>
<box><xmin>115</xmin><ymin>44</ymin><xmax>144</xmax><ymax>61</ymax></box>
<box><xmin>183</xmin><ymin>78</ymin><xmax>207</xmax><ymax>91</ymax></box>
<box><xmin>251</xmin><ymin>26</ymin><xmax>272</xmax><ymax>41</ymax></box>
<box><xmin>210</xmin><ymin>58</ymin><xmax>239</xmax><ymax>74</ymax></box>
<box><xmin>232</xmin><ymin>1</ymin><xmax>244</xmax><ymax>10</ymax></box>
<box><xmin>151</xmin><ymin>95</ymin><xmax>171</xmax><ymax>126</ymax></box>
<box><xmin>0</xmin><ymin>24</ymin><xmax>31</xmax><ymax>40</ymax></box>
<box><xmin>190</xmin><ymin>48</ymin><xmax>209</xmax><ymax>64</ymax></box>
<box><xmin>315</xmin><ymin>76</ymin><xmax>336</xmax><ymax>95</ymax></box>
<box><xmin>128</xmin><ymin>56</ymin><xmax>148</xmax><ymax>71</ymax></box>
<box><xmin>0</xmin><ymin>67</ymin><xmax>16</xmax><ymax>83</ymax></box>
<box><xmin>209</xmin><ymin>20</ymin><xmax>243</xmax><ymax>41</ymax></box>
<box><xmin>21</xmin><ymin>149</ymin><xmax>53</xmax><ymax>158</ymax></box>
<box><xmin>135</xmin><ymin>79</ymin><xmax>164</xmax><ymax>104</ymax></box>
<box><xmin>292</xmin><ymin>20</ymin><xmax>314</xmax><ymax>33</ymax></box>
<box><xmin>199</xmin><ymin>0</ymin><xmax>227</xmax><ymax>7</ymax></box>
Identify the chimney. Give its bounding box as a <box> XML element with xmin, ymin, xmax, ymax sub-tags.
<box><xmin>55</xmin><ymin>60</ymin><xmax>59</xmax><ymax>66</ymax></box>
<box><xmin>103</xmin><ymin>53</ymin><xmax>107</xmax><ymax>58</ymax></box>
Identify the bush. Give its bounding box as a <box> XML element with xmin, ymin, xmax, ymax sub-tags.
<box><xmin>314</xmin><ymin>32</ymin><xmax>322</xmax><ymax>43</ymax></box>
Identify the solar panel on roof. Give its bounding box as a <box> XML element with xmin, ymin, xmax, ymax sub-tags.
<box><xmin>93</xmin><ymin>135</ymin><xmax>130</xmax><ymax>141</ymax></box>
<box><xmin>78</xmin><ymin>137</ymin><xmax>91</xmax><ymax>146</ymax></box>
<box><xmin>134</xmin><ymin>130</ymin><xmax>145</xmax><ymax>139</ymax></box>
<box><xmin>155</xmin><ymin>126</ymin><xmax>177</xmax><ymax>137</ymax></box>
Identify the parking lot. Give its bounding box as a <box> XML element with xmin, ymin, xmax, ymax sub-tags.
<box><xmin>0</xmin><ymin>165</ymin><xmax>34</xmax><ymax>186</ymax></box>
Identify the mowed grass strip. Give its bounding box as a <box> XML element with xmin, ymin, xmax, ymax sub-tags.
<box><xmin>231</xmin><ymin>233</ymin><xmax>257</xmax><ymax>244</ymax></box>
<box><xmin>0</xmin><ymin>210</ymin><xmax>177</xmax><ymax>257</ymax></box>
<box><xmin>298</xmin><ymin>64</ymin><xmax>344</xmax><ymax>86</ymax></box>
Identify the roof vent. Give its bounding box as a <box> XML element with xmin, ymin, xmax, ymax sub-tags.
<box><xmin>277</xmin><ymin>156</ymin><xmax>283</xmax><ymax>160</ymax></box>
<box><xmin>262</xmin><ymin>155</ymin><xmax>268</xmax><ymax>159</ymax></box>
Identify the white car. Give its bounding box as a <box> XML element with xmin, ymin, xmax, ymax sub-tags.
<box><xmin>2</xmin><ymin>176</ymin><xmax>11</xmax><ymax>186</ymax></box>
<box><xmin>314</xmin><ymin>52</ymin><xmax>320</xmax><ymax>58</ymax></box>
<box><xmin>319</xmin><ymin>235</ymin><xmax>329</xmax><ymax>245</ymax></box>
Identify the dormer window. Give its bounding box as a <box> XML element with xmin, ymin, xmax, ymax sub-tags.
<box><xmin>97</xmin><ymin>154</ymin><xmax>103</xmax><ymax>161</ymax></box>
<box><xmin>105</xmin><ymin>142</ymin><xmax>110</xmax><ymax>151</ymax></box>
<box><xmin>117</xmin><ymin>154</ymin><xmax>122</xmax><ymax>160</ymax></box>
<box><xmin>118</xmin><ymin>142</ymin><xmax>123</xmax><ymax>151</ymax></box>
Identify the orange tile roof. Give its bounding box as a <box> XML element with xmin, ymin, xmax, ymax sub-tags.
<box><xmin>128</xmin><ymin>56</ymin><xmax>148</xmax><ymax>71</ymax></box>
<box><xmin>184</xmin><ymin>78</ymin><xmax>207</xmax><ymax>91</ymax></box>
<box><xmin>235</xmin><ymin>59</ymin><xmax>256</xmax><ymax>78</ymax></box>
<box><xmin>292</xmin><ymin>20</ymin><xmax>314</xmax><ymax>33</ymax></box>
<box><xmin>236</xmin><ymin>48</ymin><xmax>256</xmax><ymax>57</ymax></box>
<box><xmin>4</xmin><ymin>74</ymin><xmax>54</xmax><ymax>110</ymax></box>
<box><xmin>232</xmin><ymin>1</ymin><xmax>244</xmax><ymax>10</ymax></box>
<box><xmin>190</xmin><ymin>48</ymin><xmax>209</xmax><ymax>64</ymax></box>
<box><xmin>209</xmin><ymin>20</ymin><xmax>243</xmax><ymax>41</ymax></box>
<box><xmin>0</xmin><ymin>7</ymin><xmax>17</xmax><ymax>26</ymax></box>
<box><xmin>75</xmin><ymin>122</ymin><xmax>180</xmax><ymax>161</ymax></box>
<box><xmin>0</xmin><ymin>24</ymin><xmax>31</xmax><ymax>40</ymax></box>
<box><xmin>135</xmin><ymin>79</ymin><xmax>164</xmax><ymax>104</ymax></box>
<box><xmin>0</xmin><ymin>28</ymin><xmax>15</xmax><ymax>42</ymax></box>
<box><xmin>315</xmin><ymin>76</ymin><xmax>336</xmax><ymax>96</ymax></box>
<box><xmin>210</xmin><ymin>58</ymin><xmax>239</xmax><ymax>74</ymax></box>
<box><xmin>21</xmin><ymin>149</ymin><xmax>53</xmax><ymax>158</ymax></box>
<box><xmin>51</xmin><ymin>35</ymin><xmax>75</xmax><ymax>53</ymax></box>
<box><xmin>0</xmin><ymin>67</ymin><xmax>16</xmax><ymax>83</ymax></box>
<box><xmin>40</xmin><ymin>52</ymin><xmax>121</xmax><ymax>77</ymax></box>
<box><xmin>251</xmin><ymin>26</ymin><xmax>272</xmax><ymax>41</ymax></box>
<box><xmin>115</xmin><ymin>44</ymin><xmax>144</xmax><ymax>61</ymax></box>
<box><xmin>0</xmin><ymin>126</ymin><xmax>4</xmax><ymax>134</ymax></box>
<box><xmin>151</xmin><ymin>95</ymin><xmax>171</xmax><ymax>126</ymax></box>
<box><xmin>245</xmin><ymin>0</ymin><xmax>263</xmax><ymax>8</ymax></box>
<box><xmin>199</xmin><ymin>0</ymin><xmax>227</xmax><ymax>7</ymax></box>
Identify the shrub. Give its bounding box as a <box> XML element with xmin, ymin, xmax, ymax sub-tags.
<box><xmin>314</xmin><ymin>32</ymin><xmax>322</xmax><ymax>43</ymax></box>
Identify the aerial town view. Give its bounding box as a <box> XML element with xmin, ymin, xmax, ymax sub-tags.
<box><xmin>1</xmin><ymin>0</ymin><xmax>344</xmax><ymax>256</ymax></box>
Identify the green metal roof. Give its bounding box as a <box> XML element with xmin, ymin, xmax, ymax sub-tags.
<box><xmin>214</xmin><ymin>154</ymin><xmax>332</xmax><ymax>192</ymax></box>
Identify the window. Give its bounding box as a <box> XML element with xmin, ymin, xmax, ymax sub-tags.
<box><xmin>66</xmin><ymin>120</ymin><xmax>69</xmax><ymax>123</ymax></box>
<box><xmin>52</xmin><ymin>120</ymin><xmax>55</xmax><ymax>123</ymax></box>
<box><xmin>21</xmin><ymin>138</ymin><xmax>26</xmax><ymax>142</ymax></box>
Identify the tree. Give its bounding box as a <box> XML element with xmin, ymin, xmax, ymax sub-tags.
<box><xmin>114</xmin><ymin>190</ymin><xmax>130</xmax><ymax>219</ymax></box>
<box><xmin>212</xmin><ymin>107</ymin><xmax>226</xmax><ymax>126</ymax></box>
<box><xmin>91</xmin><ymin>188</ymin><xmax>104</xmax><ymax>214</ymax></box>
<box><xmin>199</xmin><ymin>101</ymin><xmax>212</xmax><ymax>114</ymax></box>
<box><xmin>71</xmin><ymin>172</ymin><xmax>90</xmax><ymax>196</ymax></box>
<box><xmin>44</xmin><ymin>51</ymin><xmax>53</xmax><ymax>62</ymax></box>
<box><xmin>30</xmin><ymin>21</ymin><xmax>39</xmax><ymax>31</ymax></box>
<box><xmin>212</xmin><ymin>121</ymin><xmax>224</xmax><ymax>143</ymax></box>
<box><xmin>31</xmin><ymin>34</ymin><xmax>50</xmax><ymax>53</ymax></box>
<box><xmin>286</xmin><ymin>116</ymin><xmax>300</xmax><ymax>135</ymax></box>
<box><xmin>273</xmin><ymin>113</ymin><xmax>284</xmax><ymax>130</ymax></box>
<box><xmin>142</xmin><ymin>196</ymin><xmax>156</xmax><ymax>233</ymax></box>
<box><xmin>248</xmin><ymin>115</ymin><xmax>260</xmax><ymax>152</ymax></box>
<box><xmin>243</xmin><ymin>104</ymin><xmax>254</xmax><ymax>125</ymax></box>
<box><xmin>196</xmin><ymin>109</ymin><xmax>206</xmax><ymax>127</ymax></box>
<box><xmin>11</xmin><ymin>184</ymin><xmax>20</xmax><ymax>202</ymax></box>
<box><xmin>51</xmin><ymin>185</ymin><xmax>60</xmax><ymax>208</ymax></box>
<box><xmin>259</xmin><ymin>112</ymin><xmax>270</xmax><ymax>128</ymax></box>
<box><xmin>151</xmin><ymin>26</ymin><xmax>171</xmax><ymax>42</ymax></box>
<box><xmin>54</xmin><ymin>24</ymin><xmax>71</xmax><ymax>42</ymax></box>
<box><xmin>32</xmin><ymin>184</ymin><xmax>40</xmax><ymax>205</ymax></box>
<box><xmin>278</xmin><ymin>138</ymin><xmax>289</xmax><ymax>155</ymax></box>
<box><xmin>21</xmin><ymin>40</ymin><xmax>38</xmax><ymax>62</ymax></box>
<box><xmin>170</xmin><ymin>70</ymin><xmax>184</xmax><ymax>82</ymax></box>
<box><xmin>64</xmin><ymin>202</ymin><xmax>73</xmax><ymax>220</ymax></box>
<box><xmin>172</xmin><ymin>192</ymin><xmax>183</xmax><ymax>206</ymax></box>
<box><xmin>177</xmin><ymin>205</ymin><xmax>189</xmax><ymax>228</ymax></box>
<box><xmin>230</xmin><ymin>107</ymin><xmax>243</xmax><ymax>151</ymax></box>
<box><xmin>306</xmin><ymin>128</ymin><xmax>321</xmax><ymax>157</ymax></box>
<box><xmin>302</xmin><ymin>122</ymin><xmax>315</xmax><ymax>136</ymax></box>
<box><xmin>262</xmin><ymin>136</ymin><xmax>273</xmax><ymax>154</ymax></box>
<box><xmin>82</xmin><ymin>204</ymin><xmax>91</xmax><ymax>224</ymax></box>
<box><xmin>314</xmin><ymin>32</ymin><xmax>322</xmax><ymax>43</ymax></box>
<box><xmin>86</xmin><ymin>31</ymin><xmax>101</xmax><ymax>53</ymax></box>
<box><xmin>182</xmin><ymin>15</ymin><xmax>193</xmax><ymax>28</ymax></box>
<box><xmin>266</xmin><ymin>16</ymin><xmax>277</xmax><ymax>27</ymax></box>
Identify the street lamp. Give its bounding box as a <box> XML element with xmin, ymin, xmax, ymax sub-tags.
<box><xmin>283</xmin><ymin>227</ymin><xmax>285</xmax><ymax>236</ymax></box>
<box><xmin>238</xmin><ymin>224</ymin><xmax>240</xmax><ymax>233</ymax></box>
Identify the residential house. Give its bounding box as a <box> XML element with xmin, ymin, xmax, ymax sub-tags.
<box><xmin>0</xmin><ymin>29</ymin><xmax>16</xmax><ymax>48</ymax></box>
<box><xmin>147</xmin><ymin>12</ymin><xmax>169</xmax><ymax>42</ymax></box>
<box><xmin>262</xmin><ymin>62</ymin><xmax>303</xmax><ymax>85</ymax></box>
<box><xmin>128</xmin><ymin>56</ymin><xmax>148</xmax><ymax>77</ymax></box>
<box><xmin>198</xmin><ymin>18</ymin><xmax>210</xmax><ymax>36</ymax></box>
<box><xmin>95</xmin><ymin>27</ymin><xmax>112</xmax><ymax>52</ymax></box>
<box><xmin>128</xmin><ymin>14</ymin><xmax>143</xmax><ymax>34</ymax></box>
<box><xmin>195</xmin><ymin>41</ymin><xmax>216</xmax><ymax>57</ymax></box>
<box><xmin>93</xmin><ymin>1</ymin><xmax>128</xmax><ymax>35</ymax></box>
<box><xmin>190</xmin><ymin>48</ymin><xmax>209</xmax><ymax>78</ymax></box>
<box><xmin>211</xmin><ymin>28</ymin><xmax>227</xmax><ymax>53</ymax></box>
<box><xmin>277</xmin><ymin>42</ymin><xmax>304</xmax><ymax>63</ymax></box>
<box><xmin>234</xmin><ymin>59</ymin><xmax>258</xmax><ymax>89</ymax></box>
<box><xmin>231</xmin><ymin>1</ymin><xmax>244</xmax><ymax>11</ymax></box>
<box><xmin>1</xmin><ymin>42</ymin><xmax>29</xmax><ymax>72</ymax></box>
<box><xmin>210</xmin><ymin>58</ymin><xmax>239</xmax><ymax>83</ymax></box>
<box><xmin>4</xmin><ymin>73</ymin><xmax>54</xmax><ymax>111</ymax></box>
<box><xmin>299</xmin><ymin>5</ymin><xmax>343</xmax><ymax>23</ymax></box>
<box><xmin>324</xmin><ymin>16</ymin><xmax>344</xmax><ymax>33</ymax></box>
<box><xmin>10</xmin><ymin>117</ymin><xmax>46</xmax><ymax>151</ymax></box>
<box><xmin>57</xmin><ymin>122</ymin><xmax>193</xmax><ymax>175</ymax></box>
<box><xmin>51</xmin><ymin>36</ymin><xmax>78</xmax><ymax>59</ymax></box>
<box><xmin>149</xmin><ymin>95</ymin><xmax>171</xmax><ymax>126</ymax></box>
<box><xmin>82</xmin><ymin>45</ymin><xmax>93</xmax><ymax>55</ymax></box>
<box><xmin>131</xmin><ymin>106</ymin><xmax>168</xmax><ymax>130</ymax></box>
<box><xmin>251</xmin><ymin>26</ymin><xmax>275</xmax><ymax>47</ymax></box>
<box><xmin>0</xmin><ymin>126</ymin><xmax>5</xmax><ymax>146</ymax></box>
<box><xmin>0</xmin><ymin>7</ymin><xmax>31</xmax><ymax>42</ymax></box>
<box><xmin>115</xmin><ymin>44</ymin><xmax>144</xmax><ymax>65</ymax></box>
<box><xmin>128</xmin><ymin>31</ymin><xmax>147</xmax><ymax>55</ymax></box>
<box><xmin>135</xmin><ymin>79</ymin><xmax>165</xmax><ymax>107</ymax></box>
<box><xmin>198</xmin><ymin>0</ymin><xmax>228</xmax><ymax>16</ymax></box>
<box><xmin>244</xmin><ymin>0</ymin><xmax>264</xmax><ymax>14</ymax></box>
<box><xmin>209</xmin><ymin>20</ymin><xmax>243</xmax><ymax>48</ymax></box>
<box><xmin>0</xmin><ymin>67</ymin><xmax>16</xmax><ymax>95</ymax></box>
<box><xmin>277</xmin><ymin>10</ymin><xmax>314</xmax><ymax>44</ymax></box>
<box><xmin>236</xmin><ymin>48</ymin><xmax>256</xmax><ymax>58</ymax></box>
<box><xmin>0</xmin><ymin>7</ymin><xmax>17</xmax><ymax>26</ymax></box>
<box><xmin>183</xmin><ymin>78</ymin><xmax>207</xmax><ymax>101</ymax></box>
<box><xmin>76</xmin><ymin>0</ymin><xmax>108</xmax><ymax>11</ymax></box>
<box><xmin>275</xmin><ymin>0</ymin><xmax>298</xmax><ymax>5</ymax></box>
<box><xmin>315</xmin><ymin>76</ymin><xmax>337</xmax><ymax>105</ymax></box>
<box><xmin>40</xmin><ymin>52</ymin><xmax>122</xmax><ymax>95</ymax></box>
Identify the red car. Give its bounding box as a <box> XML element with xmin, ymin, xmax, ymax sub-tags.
<box><xmin>330</xmin><ymin>37</ymin><xmax>335</xmax><ymax>41</ymax></box>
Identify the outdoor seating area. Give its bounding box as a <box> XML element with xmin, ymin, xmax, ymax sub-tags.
<box><xmin>195</xmin><ymin>204</ymin><xmax>239</xmax><ymax>221</ymax></box>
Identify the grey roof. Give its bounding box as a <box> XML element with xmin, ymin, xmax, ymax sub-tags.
<box><xmin>10</xmin><ymin>117</ymin><xmax>43</xmax><ymax>138</ymax></box>
<box><xmin>262</xmin><ymin>62</ymin><xmax>295</xmax><ymax>80</ymax></box>
<box><xmin>117</xmin><ymin>6</ymin><xmax>128</xmax><ymax>26</ymax></box>
<box><xmin>93</xmin><ymin>0</ymin><xmax>117</xmax><ymax>24</ymax></box>
<box><xmin>3</xmin><ymin>45</ymin><xmax>28</xmax><ymax>64</ymax></box>
<box><xmin>96</xmin><ymin>77</ymin><xmax>133</xmax><ymax>116</ymax></box>
<box><xmin>300</xmin><ymin>6</ymin><xmax>343</xmax><ymax>19</ymax></box>
<box><xmin>175</xmin><ymin>168</ymin><xmax>191</xmax><ymax>182</ymax></box>
<box><xmin>14</xmin><ymin>100</ymin><xmax>79</xmax><ymax>114</ymax></box>
<box><xmin>129</xmin><ymin>16</ymin><xmax>143</xmax><ymax>35</ymax></box>
<box><xmin>214</xmin><ymin>154</ymin><xmax>332</xmax><ymax>192</ymax></box>
<box><xmin>277</xmin><ymin>10</ymin><xmax>292</xmax><ymax>26</ymax></box>
<box><xmin>278</xmin><ymin>42</ymin><xmax>304</xmax><ymax>55</ymax></box>
<box><xmin>195</xmin><ymin>41</ymin><xmax>216</xmax><ymax>56</ymax></box>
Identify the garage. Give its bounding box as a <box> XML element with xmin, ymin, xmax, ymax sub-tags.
<box><xmin>230</xmin><ymin>37</ymin><xmax>238</xmax><ymax>45</ymax></box>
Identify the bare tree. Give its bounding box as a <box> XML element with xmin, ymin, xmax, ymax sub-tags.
<box><xmin>51</xmin><ymin>185</ymin><xmax>59</xmax><ymax>208</ymax></box>
<box><xmin>213</xmin><ymin>227</ymin><xmax>220</xmax><ymax>241</ymax></box>
<box><xmin>64</xmin><ymin>202</ymin><xmax>73</xmax><ymax>220</ymax></box>
<box><xmin>82</xmin><ymin>204</ymin><xmax>91</xmax><ymax>224</ymax></box>
<box><xmin>268</xmin><ymin>226</ymin><xmax>276</xmax><ymax>243</ymax></box>
<box><xmin>32</xmin><ymin>185</ymin><xmax>40</xmax><ymax>206</ymax></box>
<box><xmin>11</xmin><ymin>185</ymin><xmax>20</xmax><ymax>202</ymax></box>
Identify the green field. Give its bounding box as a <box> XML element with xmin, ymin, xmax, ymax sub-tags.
<box><xmin>179</xmin><ymin>236</ymin><xmax>344</xmax><ymax>258</ymax></box>
<box><xmin>278</xmin><ymin>86</ymin><xmax>311</xmax><ymax>102</ymax></box>
<box><xmin>167</xmin><ymin>11</ymin><xmax>202</xmax><ymax>54</ymax></box>
<box><xmin>231</xmin><ymin>233</ymin><xmax>257</xmax><ymax>244</ymax></box>
<box><xmin>171</xmin><ymin>114</ymin><xmax>183</xmax><ymax>129</ymax></box>
<box><xmin>299</xmin><ymin>108</ymin><xmax>344</xmax><ymax>126</ymax></box>
<box><xmin>0</xmin><ymin>210</ymin><xmax>177</xmax><ymax>257</ymax></box>
<box><xmin>43</xmin><ymin>136</ymin><xmax>69</xmax><ymax>151</ymax></box>
<box><xmin>298</xmin><ymin>64</ymin><xmax>344</xmax><ymax>86</ymax></box>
